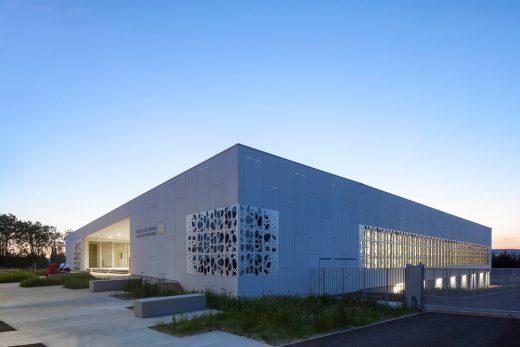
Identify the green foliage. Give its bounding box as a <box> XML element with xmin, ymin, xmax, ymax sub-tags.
<box><xmin>62</xmin><ymin>273</ymin><xmax>96</xmax><ymax>289</ymax></box>
<box><xmin>0</xmin><ymin>270</ymin><xmax>38</xmax><ymax>283</ymax></box>
<box><xmin>35</xmin><ymin>269</ymin><xmax>48</xmax><ymax>276</ymax></box>
<box><xmin>0</xmin><ymin>213</ymin><xmax>65</xmax><ymax>265</ymax></box>
<box><xmin>20</xmin><ymin>276</ymin><xmax>63</xmax><ymax>287</ymax></box>
<box><xmin>50</xmin><ymin>253</ymin><xmax>66</xmax><ymax>264</ymax></box>
<box><xmin>123</xmin><ymin>279</ymin><xmax>184</xmax><ymax>298</ymax></box>
<box><xmin>0</xmin><ymin>254</ymin><xmax>50</xmax><ymax>269</ymax></box>
<box><xmin>19</xmin><ymin>273</ymin><xmax>95</xmax><ymax>289</ymax></box>
<box><xmin>154</xmin><ymin>292</ymin><xmax>413</xmax><ymax>345</ymax></box>
<box><xmin>492</xmin><ymin>251</ymin><xmax>520</xmax><ymax>268</ymax></box>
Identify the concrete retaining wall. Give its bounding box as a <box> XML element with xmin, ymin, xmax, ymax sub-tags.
<box><xmin>89</xmin><ymin>279</ymin><xmax>132</xmax><ymax>292</ymax></box>
<box><xmin>133</xmin><ymin>293</ymin><xmax>206</xmax><ymax>318</ymax></box>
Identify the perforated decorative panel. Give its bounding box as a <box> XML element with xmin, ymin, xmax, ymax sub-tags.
<box><xmin>186</xmin><ymin>206</ymin><xmax>238</xmax><ymax>276</ymax></box>
<box><xmin>238</xmin><ymin>205</ymin><xmax>279</xmax><ymax>275</ymax></box>
<box><xmin>186</xmin><ymin>204</ymin><xmax>279</xmax><ymax>276</ymax></box>
<box><xmin>73</xmin><ymin>241</ymin><xmax>81</xmax><ymax>271</ymax></box>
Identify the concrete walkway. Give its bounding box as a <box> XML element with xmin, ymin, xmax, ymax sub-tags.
<box><xmin>0</xmin><ymin>283</ymin><xmax>269</xmax><ymax>347</ymax></box>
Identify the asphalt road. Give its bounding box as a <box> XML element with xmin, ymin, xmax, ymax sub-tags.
<box><xmin>424</xmin><ymin>288</ymin><xmax>520</xmax><ymax>311</ymax></box>
<box><xmin>285</xmin><ymin>313</ymin><xmax>520</xmax><ymax>347</ymax></box>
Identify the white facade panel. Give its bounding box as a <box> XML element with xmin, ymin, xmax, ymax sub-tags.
<box><xmin>66</xmin><ymin>144</ymin><xmax>491</xmax><ymax>297</ymax></box>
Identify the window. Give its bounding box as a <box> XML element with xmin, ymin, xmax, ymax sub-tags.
<box><xmin>360</xmin><ymin>225</ymin><xmax>489</xmax><ymax>268</ymax></box>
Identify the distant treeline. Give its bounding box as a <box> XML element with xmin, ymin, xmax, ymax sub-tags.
<box><xmin>0</xmin><ymin>213</ymin><xmax>67</xmax><ymax>268</ymax></box>
<box><xmin>492</xmin><ymin>251</ymin><xmax>520</xmax><ymax>268</ymax></box>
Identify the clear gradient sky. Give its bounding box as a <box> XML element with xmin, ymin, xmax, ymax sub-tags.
<box><xmin>1</xmin><ymin>1</ymin><xmax>519</xmax><ymax>248</ymax></box>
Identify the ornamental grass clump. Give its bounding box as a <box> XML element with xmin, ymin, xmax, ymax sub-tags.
<box><xmin>154</xmin><ymin>291</ymin><xmax>413</xmax><ymax>345</ymax></box>
<box><xmin>123</xmin><ymin>278</ymin><xmax>184</xmax><ymax>298</ymax></box>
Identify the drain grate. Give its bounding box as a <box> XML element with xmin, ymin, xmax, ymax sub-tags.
<box><xmin>0</xmin><ymin>321</ymin><xmax>16</xmax><ymax>332</ymax></box>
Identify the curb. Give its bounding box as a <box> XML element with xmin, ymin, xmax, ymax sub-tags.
<box><xmin>424</xmin><ymin>305</ymin><xmax>520</xmax><ymax>319</ymax></box>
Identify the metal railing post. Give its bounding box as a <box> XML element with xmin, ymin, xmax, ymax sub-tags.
<box><xmin>516</xmin><ymin>270</ymin><xmax>520</xmax><ymax>296</ymax></box>
<box><xmin>385</xmin><ymin>267</ymin><xmax>389</xmax><ymax>303</ymax></box>
<box><xmin>363</xmin><ymin>268</ymin><xmax>366</xmax><ymax>300</ymax></box>
<box><xmin>321</xmin><ymin>268</ymin><xmax>325</xmax><ymax>295</ymax></box>
<box><xmin>342</xmin><ymin>267</ymin><xmax>345</xmax><ymax>294</ymax></box>
<box><xmin>445</xmin><ymin>268</ymin><xmax>448</xmax><ymax>305</ymax></box>
<box><xmin>458</xmin><ymin>268</ymin><xmax>461</xmax><ymax>296</ymax></box>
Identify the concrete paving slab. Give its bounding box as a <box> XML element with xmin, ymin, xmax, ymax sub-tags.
<box><xmin>0</xmin><ymin>283</ymin><xmax>269</xmax><ymax>347</ymax></box>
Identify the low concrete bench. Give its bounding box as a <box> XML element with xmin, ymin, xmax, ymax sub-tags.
<box><xmin>89</xmin><ymin>279</ymin><xmax>131</xmax><ymax>292</ymax></box>
<box><xmin>133</xmin><ymin>293</ymin><xmax>206</xmax><ymax>318</ymax></box>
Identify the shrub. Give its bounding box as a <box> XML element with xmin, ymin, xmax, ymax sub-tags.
<box><xmin>0</xmin><ymin>270</ymin><xmax>38</xmax><ymax>283</ymax></box>
<box><xmin>63</xmin><ymin>273</ymin><xmax>96</xmax><ymax>289</ymax></box>
<box><xmin>36</xmin><ymin>269</ymin><xmax>48</xmax><ymax>276</ymax></box>
<box><xmin>155</xmin><ymin>292</ymin><xmax>413</xmax><ymax>345</ymax></box>
<box><xmin>20</xmin><ymin>276</ymin><xmax>63</xmax><ymax>287</ymax></box>
<box><xmin>123</xmin><ymin>279</ymin><xmax>183</xmax><ymax>298</ymax></box>
<box><xmin>19</xmin><ymin>273</ymin><xmax>95</xmax><ymax>289</ymax></box>
<box><xmin>0</xmin><ymin>254</ymin><xmax>49</xmax><ymax>268</ymax></box>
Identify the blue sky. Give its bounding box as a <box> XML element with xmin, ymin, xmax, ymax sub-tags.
<box><xmin>1</xmin><ymin>1</ymin><xmax>518</xmax><ymax>247</ymax></box>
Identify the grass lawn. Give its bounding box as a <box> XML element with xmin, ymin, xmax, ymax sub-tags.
<box><xmin>19</xmin><ymin>272</ymin><xmax>96</xmax><ymax>289</ymax></box>
<box><xmin>153</xmin><ymin>292</ymin><xmax>413</xmax><ymax>345</ymax></box>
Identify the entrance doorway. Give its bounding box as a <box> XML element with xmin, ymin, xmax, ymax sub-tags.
<box><xmin>89</xmin><ymin>243</ymin><xmax>98</xmax><ymax>268</ymax></box>
<box><xmin>84</xmin><ymin>218</ymin><xmax>131</xmax><ymax>273</ymax></box>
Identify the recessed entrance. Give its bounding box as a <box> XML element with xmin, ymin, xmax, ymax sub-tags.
<box><xmin>85</xmin><ymin>218</ymin><xmax>130</xmax><ymax>273</ymax></box>
<box><xmin>89</xmin><ymin>243</ymin><xmax>98</xmax><ymax>267</ymax></box>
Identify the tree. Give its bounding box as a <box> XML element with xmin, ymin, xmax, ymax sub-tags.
<box><xmin>49</xmin><ymin>227</ymin><xmax>66</xmax><ymax>263</ymax></box>
<box><xmin>0</xmin><ymin>213</ymin><xmax>67</xmax><ymax>268</ymax></box>
<box><xmin>0</xmin><ymin>214</ymin><xmax>17</xmax><ymax>256</ymax></box>
<box><xmin>492</xmin><ymin>251</ymin><xmax>520</xmax><ymax>268</ymax></box>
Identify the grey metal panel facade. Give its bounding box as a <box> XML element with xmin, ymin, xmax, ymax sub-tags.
<box><xmin>235</xmin><ymin>145</ymin><xmax>491</xmax><ymax>296</ymax></box>
<box><xmin>66</xmin><ymin>144</ymin><xmax>491</xmax><ymax>297</ymax></box>
<box><xmin>66</xmin><ymin>145</ymin><xmax>239</xmax><ymax>294</ymax></box>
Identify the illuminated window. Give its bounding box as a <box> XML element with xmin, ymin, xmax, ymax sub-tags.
<box><xmin>360</xmin><ymin>225</ymin><xmax>489</xmax><ymax>268</ymax></box>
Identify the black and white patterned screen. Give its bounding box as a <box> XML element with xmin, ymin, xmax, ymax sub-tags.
<box><xmin>238</xmin><ymin>205</ymin><xmax>279</xmax><ymax>275</ymax></box>
<box><xmin>73</xmin><ymin>241</ymin><xmax>81</xmax><ymax>271</ymax></box>
<box><xmin>186</xmin><ymin>204</ymin><xmax>279</xmax><ymax>276</ymax></box>
<box><xmin>186</xmin><ymin>206</ymin><xmax>238</xmax><ymax>276</ymax></box>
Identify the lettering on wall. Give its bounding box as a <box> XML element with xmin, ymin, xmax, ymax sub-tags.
<box><xmin>73</xmin><ymin>241</ymin><xmax>81</xmax><ymax>270</ymax></box>
<box><xmin>136</xmin><ymin>225</ymin><xmax>160</xmax><ymax>238</ymax></box>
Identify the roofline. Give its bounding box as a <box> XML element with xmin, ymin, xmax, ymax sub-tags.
<box><xmin>73</xmin><ymin>143</ymin><xmax>241</xmax><ymax>232</ymax></box>
<box><xmin>74</xmin><ymin>142</ymin><xmax>491</xmax><ymax>233</ymax></box>
<box><xmin>235</xmin><ymin>143</ymin><xmax>492</xmax><ymax>230</ymax></box>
